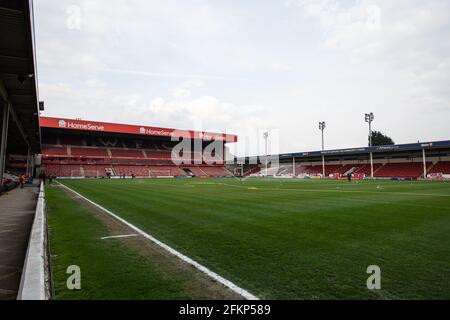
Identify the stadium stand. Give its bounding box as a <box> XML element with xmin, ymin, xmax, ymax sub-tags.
<box><xmin>200</xmin><ymin>166</ymin><xmax>233</xmax><ymax>177</ymax></box>
<box><xmin>110</xmin><ymin>149</ymin><xmax>145</xmax><ymax>158</ymax></box>
<box><xmin>149</xmin><ymin>166</ymin><xmax>186</xmax><ymax>177</ymax></box>
<box><xmin>374</xmin><ymin>162</ymin><xmax>431</xmax><ymax>178</ymax></box>
<box><xmin>115</xmin><ymin>165</ymin><xmax>149</xmax><ymax>177</ymax></box>
<box><xmin>354</xmin><ymin>163</ymin><xmax>384</xmax><ymax>175</ymax></box>
<box><xmin>303</xmin><ymin>164</ymin><xmax>343</xmax><ymax>176</ymax></box>
<box><xmin>428</xmin><ymin>161</ymin><xmax>450</xmax><ymax>174</ymax></box>
<box><xmin>187</xmin><ymin>167</ymin><xmax>209</xmax><ymax>177</ymax></box>
<box><xmin>39</xmin><ymin>120</ymin><xmax>236</xmax><ymax>178</ymax></box>
<box><xmin>243</xmin><ymin>165</ymin><xmax>261</xmax><ymax>176</ymax></box>
<box><xmin>41</xmin><ymin>146</ymin><xmax>68</xmax><ymax>155</ymax></box>
<box><xmin>71</xmin><ymin>147</ymin><xmax>109</xmax><ymax>157</ymax></box>
<box><xmin>61</xmin><ymin>165</ymin><xmax>83</xmax><ymax>178</ymax></box>
<box><xmin>334</xmin><ymin>164</ymin><xmax>359</xmax><ymax>175</ymax></box>
<box><xmin>144</xmin><ymin>150</ymin><xmax>171</xmax><ymax>159</ymax></box>
<box><xmin>60</xmin><ymin>135</ymin><xmax>85</xmax><ymax>146</ymax></box>
<box><xmin>83</xmin><ymin>165</ymin><xmax>108</xmax><ymax>177</ymax></box>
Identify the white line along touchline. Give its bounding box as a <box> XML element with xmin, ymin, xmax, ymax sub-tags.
<box><xmin>101</xmin><ymin>234</ymin><xmax>139</xmax><ymax>240</ymax></box>
<box><xmin>57</xmin><ymin>182</ymin><xmax>259</xmax><ymax>300</ymax></box>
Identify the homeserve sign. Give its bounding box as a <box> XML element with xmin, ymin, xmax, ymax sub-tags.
<box><xmin>139</xmin><ymin>127</ymin><xmax>172</xmax><ymax>136</ymax></box>
<box><xmin>139</xmin><ymin>127</ymin><xmax>220</xmax><ymax>140</ymax></box>
<box><xmin>58</xmin><ymin>119</ymin><xmax>105</xmax><ymax>131</ymax></box>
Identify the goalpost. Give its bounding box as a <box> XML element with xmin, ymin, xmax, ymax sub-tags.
<box><xmin>149</xmin><ymin>169</ymin><xmax>172</xmax><ymax>178</ymax></box>
<box><xmin>84</xmin><ymin>170</ymin><xmax>100</xmax><ymax>178</ymax></box>
<box><xmin>71</xmin><ymin>170</ymin><xmax>99</xmax><ymax>178</ymax></box>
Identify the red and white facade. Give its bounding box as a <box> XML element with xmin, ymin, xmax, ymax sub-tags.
<box><xmin>39</xmin><ymin>117</ymin><xmax>237</xmax><ymax>178</ymax></box>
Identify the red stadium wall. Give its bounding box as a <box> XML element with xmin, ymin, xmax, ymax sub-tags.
<box><xmin>40</xmin><ymin>117</ymin><xmax>237</xmax><ymax>142</ymax></box>
<box><xmin>39</xmin><ymin>118</ymin><xmax>235</xmax><ymax>178</ymax></box>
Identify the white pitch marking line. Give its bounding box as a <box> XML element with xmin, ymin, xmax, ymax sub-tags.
<box><xmin>101</xmin><ymin>234</ymin><xmax>138</xmax><ymax>240</ymax></box>
<box><xmin>57</xmin><ymin>182</ymin><xmax>259</xmax><ymax>301</ymax></box>
<box><xmin>217</xmin><ymin>182</ymin><xmax>450</xmax><ymax>197</ymax></box>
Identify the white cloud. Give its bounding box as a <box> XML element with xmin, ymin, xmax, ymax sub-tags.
<box><xmin>35</xmin><ymin>0</ymin><xmax>450</xmax><ymax>154</ymax></box>
<box><xmin>289</xmin><ymin>0</ymin><xmax>449</xmax><ymax>61</ymax></box>
<box><xmin>40</xmin><ymin>80</ymin><xmax>271</xmax><ymax>155</ymax></box>
<box><xmin>288</xmin><ymin>0</ymin><xmax>450</xmax><ymax>122</ymax></box>
<box><xmin>171</xmin><ymin>79</ymin><xmax>204</xmax><ymax>98</ymax></box>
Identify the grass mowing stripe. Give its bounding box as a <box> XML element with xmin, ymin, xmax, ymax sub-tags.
<box><xmin>217</xmin><ymin>182</ymin><xmax>450</xmax><ymax>197</ymax></box>
<box><xmin>57</xmin><ymin>181</ymin><xmax>260</xmax><ymax>300</ymax></box>
<box><xmin>46</xmin><ymin>185</ymin><xmax>188</xmax><ymax>299</ymax></box>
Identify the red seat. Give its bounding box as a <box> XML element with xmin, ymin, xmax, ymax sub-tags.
<box><xmin>429</xmin><ymin>161</ymin><xmax>450</xmax><ymax>174</ymax></box>
<box><xmin>355</xmin><ymin>164</ymin><xmax>383</xmax><ymax>175</ymax></box>
<box><xmin>110</xmin><ymin>149</ymin><xmax>145</xmax><ymax>158</ymax></box>
<box><xmin>42</xmin><ymin>146</ymin><xmax>68</xmax><ymax>155</ymax></box>
<box><xmin>374</xmin><ymin>163</ymin><xmax>430</xmax><ymax>178</ymax></box>
<box><xmin>71</xmin><ymin>147</ymin><xmax>109</xmax><ymax>157</ymax></box>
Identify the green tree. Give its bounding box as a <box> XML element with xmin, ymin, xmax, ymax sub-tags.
<box><xmin>370</xmin><ymin>130</ymin><xmax>395</xmax><ymax>146</ymax></box>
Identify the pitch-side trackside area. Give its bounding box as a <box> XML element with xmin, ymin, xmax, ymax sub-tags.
<box><xmin>46</xmin><ymin>178</ymin><xmax>450</xmax><ymax>299</ymax></box>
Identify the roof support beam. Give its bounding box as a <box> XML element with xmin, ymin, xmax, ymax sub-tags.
<box><xmin>0</xmin><ymin>79</ymin><xmax>7</xmax><ymax>102</ymax></box>
<box><xmin>0</xmin><ymin>80</ymin><xmax>30</xmax><ymax>149</ymax></box>
<box><xmin>0</xmin><ymin>100</ymin><xmax>10</xmax><ymax>194</ymax></box>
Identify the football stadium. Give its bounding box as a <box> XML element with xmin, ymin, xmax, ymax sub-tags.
<box><xmin>1</xmin><ymin>0</ymin><xmax>450</xmax><ymax>306</ymax></box>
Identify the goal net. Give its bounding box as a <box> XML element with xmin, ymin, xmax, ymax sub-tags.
<box><xmin>70</xmin><ymin>170</ymin><xmax>99</xmax><ymax>178</ymax></box>
<box><xmin>83</xmin><ymin>170</ymin><xmax>100</xmax><ymax>178</ymax></box>
<box><xmin>149</xmin><ymin>169</ymin><xmax>172</xmax><ymax>178</ymax></box>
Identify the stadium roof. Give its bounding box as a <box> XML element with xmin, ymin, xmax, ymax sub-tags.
<box><xmin>240</xmin><ymin>140</ymin><xmax>450</xmax><ymax>162</ymax></box>
<box><xmin>278</xmin><ymin>140</ymin><xmax>450</xmax><ymax>159</ymax></box>
<box><xmin>0</xmin><ymin>0</ymin><xmax>41</xmax><ymax>153</ymax></box>
<box><xmin>40</xmin><ymin>116</ymin><xmax>238</xmax><ymax>143</ymax></box>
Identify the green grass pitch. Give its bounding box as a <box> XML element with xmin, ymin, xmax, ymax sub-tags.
<box><xmin>48</xmin><ymin>178</ymin><xmax>450</xmax><ymax>299</ymax></box>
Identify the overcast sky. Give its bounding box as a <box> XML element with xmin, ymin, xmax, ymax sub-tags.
<box><xmin>34</xmin><ymin>0</ymin><xmax>450</xmax><ymax>156</ymax></box>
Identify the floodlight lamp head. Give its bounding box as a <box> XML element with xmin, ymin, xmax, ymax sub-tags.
<box><xmin>365</xmin><ymin>112</ymin><xmax>374</xmax><ymax>123</ymax></box>
<box><xmin>319</xmin><ymin>121</ymin><xmax>326</xmax><ymax>130</ymax></box>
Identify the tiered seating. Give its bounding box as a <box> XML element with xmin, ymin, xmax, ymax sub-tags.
<box><xmin>71</xmin><ymin>147</ymin><xmax>109</xmax><ymax>157</ymax></box>
<box><xmin>294</xmin><ymin>165</ymin><xmax>308</xmax><ymax>175</ymax></box>
<box><xmin>83</xmin><ymin>165</ymin><xmax>107</xmax><ymax>177</ymax></box>
<box><xmin>258</xmin><ymin>166</ymin><xmax>280</xmax><ymax>176</ymax></box>
<box><xmin>149</xmin><ymin>166</ymin><xmax>186</xmax><ymax>177</ymax></box>
<box><xmin>114</xmin><ymin>165</ymin><xmax>149</xmax><ymax>176</ymax></box>
<box><xmin>110</xmin><ymin>149</ymin><xmax>145</xmax><ymax>158</ymax></box>
<box><xmin>60</xmin><ymin>135</ymin><xmax>84</xmax><ymax>146</ymax></box>
<box><xmin>188</xmin><ymin>167</ymin><xmax>209</xmax><ymax>177</ymax></box>
<box><xmin>41</xmin><ymin>132</ymin><xmax>233</xmax><ymax>178</ymax></box>
<box><xmin>200</xmin><ymin>167</ymin><xmax>233</xmax><ymax>177</ymax></box>
<box><xmin>202</xmin><ymin>153</ymin><xmax>224</xmax><ymax>164</ymax></box>
<box><xmin>44</xmin><ymin>164</ymin><xmax>61</xmax><ymax>177</ymax></box>
<box><xmin>334</xmin><ymin>164</ymin><xmax>359</xmax><ymax>175</ymax></box>
<box><xmin>60</xmin><ymin>165</ymin><xmax>82</xmax><ymax>177</ymax></box>
<box><xmin>325</xmin><ymin>165</ymin><xmax>344</xmax><ymax>175</ymax></box>
<box><xmin>428</xmin><ymin>161</ymin><xmax>450</xmax><ymax>174</ymax></box>
<box><xmin>305</xmin><ymin>165</ymin><xmax>343</xmax><ymax>175</ymax></box>
<box><xmin>144</xmin><ymin>150</ymin><xmax>171</xmax><ymax>159</ymax></box>
<box><xmin>42</xmin><ymin>135</ymin><xmax>57</xmax><ymax>145</ymax></box>
<box><xmin>374</xmin><ymin>163</ymin><xmax>429</xmax><ymax>178</ymax></box>
<box><xmin>42</xmin><ymin>146</ymin><xmax>68</xmax><ymax>155</ymax></box>
<box><xmin>243</xmin><ymin>165</ymin><xmax>261</xmax><ymax>176</ymax></box>
<box><xmin>43</xmin><ymin>164</ymin><xmax>102</xmax><ymax>177</ymax></box>
<box><xmin>354</xmin><ymin>163</ymin><xmax>383</xmax><ymax>175</ymax></box>
<box><xmin>275</xmin><ymin>164</ymin><xmax>293</xmax><ymax>175</ymax></box>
